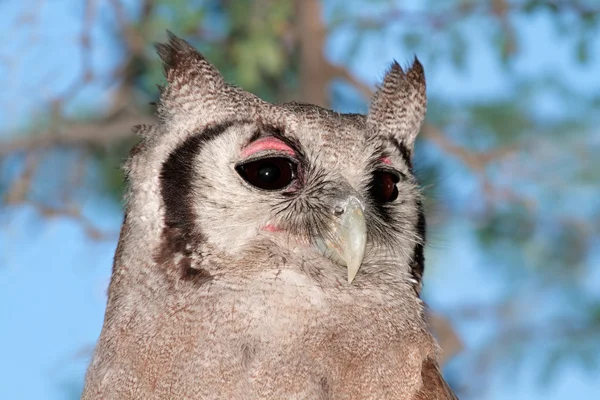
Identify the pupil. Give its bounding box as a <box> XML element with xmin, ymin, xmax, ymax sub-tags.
<box><xmin>381</xmin><ymin>177</ymin><xmax>394</xmax><ymax>198</ymax></box>
<box><xmin>371</xmin><ymin>171</ymin><xmax>399</xmax><ymax>202</ymax></box>
<box><xmin>236</xmin><ymin>157</ymin><xmax>295</xmax><ymax>191</ymax></box>
<box><xmin>258</xmin><ymin>162</ymin><xmax>280</xmax><ymax>183</ymax></box>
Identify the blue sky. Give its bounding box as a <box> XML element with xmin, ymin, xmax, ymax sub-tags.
<box><xmin>1</xmin><ymin>1</ymin><xmax>599</xmax><ymax>399</ymax></box>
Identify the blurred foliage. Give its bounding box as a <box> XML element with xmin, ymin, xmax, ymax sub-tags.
<box><xmin>135</xmin><ymin>0</ymin><xmax>297</xmax><ymax>102</ymax></box>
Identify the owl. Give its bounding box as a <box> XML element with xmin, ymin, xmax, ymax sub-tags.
<box><xmin>82</xmin><ymin>32</ymin><xmax>457</xmax><ymax>400</ymax></box>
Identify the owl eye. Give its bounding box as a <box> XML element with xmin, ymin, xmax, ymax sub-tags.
<box><xmin>370</xmin><ymin>170</ymin><xmax>400</xmax><ymax>203</ymax></box>
<box><xmin>236</xmin><ymin>157</ymin><xmax>296</xmax><ymax>191</ymax></box>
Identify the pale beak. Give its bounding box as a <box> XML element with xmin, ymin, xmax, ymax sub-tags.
<box><xmin>314</xmin><ymin>196</ymin><xmax>367</xmax><ymax>283</ymax></box>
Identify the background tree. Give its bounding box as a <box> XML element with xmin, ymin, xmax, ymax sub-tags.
<box><xmin>1</xmin><ymin>0</ymin><xmax>599</xmax><ymax>399</ymax></box>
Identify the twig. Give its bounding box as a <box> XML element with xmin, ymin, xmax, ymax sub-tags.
<box><xmin>60</xmin><ymin>0</ymin><xmax>97</xmax><ymax>104</ymax></box>
<box><xmin>4</xmin><ymin>152</ymin><xmax>40</xmax><ymax>204</ymax></box>
<box><xmin>330</xmin><ymin>1</ymin><xmax>600</xmax><ymax>32</ymax></box>
<box><xmin>328</xmin><ymin>62</ymin><xmax>373</xmax><ymax>100</ymax></box>
<box><xmin>419</xmin><ymin>123</ymin><xmax>518</xmax><ymax>172</ymax></box>
<box><xmin>0</xmin><ymin>114</ymin><xmax>153</xmax><ymax>156</ymax></box>
<box><xmin>25</xmin><ymin>200</ymin><xmax>119</xmax><ymax>241</ymax></box>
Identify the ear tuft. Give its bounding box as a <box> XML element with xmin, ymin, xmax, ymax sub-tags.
<box><xmin>155</xmin><ymin>31</ymin><xmax>205</xmax><ymax>82</ymax></box>
<box><xmin>154</xmin><ymin>31</ymin><xmax>226</xmax><ymax>122</ymax></box>
<box><xmin>406</xmin><ymin>57</ymin><xmax>425</xmax><ymax>96</ymax></box>
<box><xmin>154</xmin><ymin>31</ymin><xmax>224</xmax><ymax>89</ymax></box>
<box><xmin>367</xmin><ymin>57</ymin><xmax>427</xmax><ymax>152</ymax></box>
<box><xmin>382</xmin><ymin>60</ymin><xmax>405</xmax><ymax>91</ymax></box>
<box><xmin>155</xmin><ymin>30</ymin><xmax>195</xmax><ymax>64</ymax></box>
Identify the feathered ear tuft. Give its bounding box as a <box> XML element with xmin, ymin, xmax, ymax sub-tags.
<box><xmin>154</xmin><ymin>31</ymin><xmax>221</xmax><ymax>85</ymax></box>
<box><xmin>367</xmin><ymin>57</ymin><xmax>427</xmax><ymax>153</ymax></box>
<box><xmin>154</xmin><ymin>31</ymin><xmax>223</xmax><ymax>87</ymax></box>
<box><xmin>155</xmin><ymin>30</ymin><xmax>195</xmax><ymax>67</ymax></box>
<box><xmin>406</xmin><ymin>56</ymin><xmax>425</xmax><ymax>90</ymax></box>
<box><xmin>154</xmin><ymin>31</ymin><xmax>226</xmax><ymax>122</ymax></box>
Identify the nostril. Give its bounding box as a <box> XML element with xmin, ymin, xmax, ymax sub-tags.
<box><xmin>333</xmin><ymin>205</ymin><xmax>345</xmax><ymax>216</ymax></box>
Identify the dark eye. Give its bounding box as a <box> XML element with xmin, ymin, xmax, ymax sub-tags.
<box><xmin>370</xmin><ymin>170</ymin><xmax>400</xmax><ymax>203</ymax></box>
<box><xmin>236</xmin><ymin>157</ymin><xmax>296</xmax><ymax>191</ymax></box>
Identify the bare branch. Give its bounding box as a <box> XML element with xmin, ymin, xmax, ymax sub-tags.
<box><xmin>328</xmin><ymin>63</ymin><xmax>373</xmax><ymax>100</ymax></box>
<box><xmin>419</xmin><ymin>123</ymin><xmax>518</xmax><ymax>171</ymax></box>
<box><xmin>4</xmin><ymin>152</ymin><xmax>40</xmax><ymax>204</ymax></box>
<box><xmin>59</xmin><ymin>0</ymin><xmax>96</xmax><ymax>104</ymax></box>
<box><xmin>295</xmin><ymin>0</ymin><xmax>331</xmax><ymax>107</ymax></box>
<box><xmin>0</xmin><ymin>114</ymin><xmax>153</xmax><ymax>156</ymax></box>
<box><xmin>330</xmin><ymin>1</ymin><xmax>600</xmax><ymax>32</ymax></box>
<box><xmin>25</xmin><ymin>200</ymin><xmax>120</xmax><ymax>241</ymax></box>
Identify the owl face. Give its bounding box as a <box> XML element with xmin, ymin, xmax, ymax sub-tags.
<box><xmin>153</xmin><ymin>33</ymin><xmax>427</xmax><ymax>287</ymax></box>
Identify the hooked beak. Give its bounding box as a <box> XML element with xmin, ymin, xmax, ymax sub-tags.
<box><xmin>314</xmin><ymin>196</ymin><xmax>367</xmax><ymax>283</ymax></box>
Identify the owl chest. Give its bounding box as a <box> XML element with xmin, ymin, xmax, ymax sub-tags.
<box><xmin>201</xmin><ymin>269</ymin><xmax>402</xmax><ymax>342</ymax></box>
<box><xmin>116</xmin><ymin>270</ymin><xmax>422</xmax><ymax>398</ymax></box>
<box><xmin>184</xmin><ymin>272</ymin><xmax>418</xmax><ymax>393</ymax></box>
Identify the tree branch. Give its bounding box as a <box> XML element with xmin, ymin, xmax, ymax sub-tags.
<box><xmin>25</xmin><ymin>200</ymin><xmax>119</xmax><ymax>241</ymax></box>
<box><xmin>0</xmin><ymin>114</ymin><xmax>153</xmax><ymax>156</ymax></box>
<box><xmin>295</xmin><ymin>0</ymin><xmax>331</xmax><ymax>107</ymax></box>
<box><xmin>330</xmin><ymin>0</ymin><xmax>600</xmax><ymax>32</ymax></box>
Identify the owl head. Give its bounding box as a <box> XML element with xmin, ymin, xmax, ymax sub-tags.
<box><xmin>122</xmin><ymin>32</ymin><xmax>427</xmax><ymax>292</ymax></box>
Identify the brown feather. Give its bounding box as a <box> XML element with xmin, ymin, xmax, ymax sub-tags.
<box><xmin>414</xmin><ymin>357</ymin><xmax>459</xmax><ymax>400</ymax></box>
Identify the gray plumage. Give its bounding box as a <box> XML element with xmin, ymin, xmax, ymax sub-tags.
<box><xmin>82</xmin><ymin>32</ymin><xmax>457</xmax><ymax>400</ymax></box>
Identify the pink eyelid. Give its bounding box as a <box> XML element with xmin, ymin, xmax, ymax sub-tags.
<box><xmin>241</xmin><ymin>137</ymin><xmax>295</xmax><ymax>158</ymax></box>
<box><xmin>379</xmin><ymin>156</ymin><xmax>392</xmax><ymax>165</ymax></box>
<box><xmin>262</xmin><ymin>224</ymin><xmax>282</xmax><ymax>232</ymax></box>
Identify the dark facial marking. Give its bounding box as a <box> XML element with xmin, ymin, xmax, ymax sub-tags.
<box><xmin>158</xmin><ymin>120</ymin><xmax>238</xmax><ymax>280</ymax></box>
<box><xmin>409</xmin><ymin>199</ymin><xmax>426</xmax><ymax>294</ymax></box>
<box><xmin>161</xmin><ymin>121</ymin><xmax>236</xmax><ymax>231</ymax></box>
<box><xmin>387</xmin><ymin>136</ymin><xmax>413</xmax><ymax>170</ymax></box>
<box><xmin>180</xmin><ymin>261</ymin><xmax>214</xmax><ymax>284</ymax></box>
